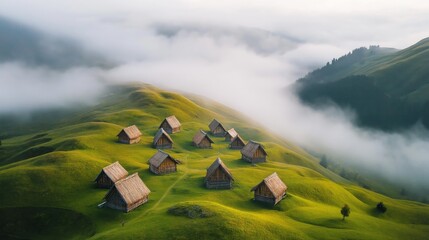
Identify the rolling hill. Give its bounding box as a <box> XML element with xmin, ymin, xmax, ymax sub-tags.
<box><xmin>0</xmin><ymin>83</ymin><xmax>428</xmax><ymax>239</ymax></box>
<box><xmin>295</xmin><ymin>38</ymin><xmax>429</xmax><ymax>131</ymax></box>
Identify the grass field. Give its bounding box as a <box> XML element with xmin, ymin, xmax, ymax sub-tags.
<box><xmin>0</xmin><ymin>84</ymin><xmax>428</xmax><ymax>239</ymax></box>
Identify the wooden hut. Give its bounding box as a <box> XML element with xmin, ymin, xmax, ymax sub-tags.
<box><xmin>153</xmin><ymin>128</ymin><xmax>174</xmax><ymax>149</ymax></box>
<box><xmin>205</xmin><ymin>158</ymin><xmax>234</xmax><ymax>189</ymax></box>
<box><xmin>192</xmin><ymin>130</ymin><xmax>214</xmax><ymax>148</ymax></box>
<box><xmin>103</xmin><ymin>173</ymin><xmax>151</xmax><ymax>212</ymax></box>
<box><xmin>159</xmin><ymin>115</ymin><xmax>181</xmax><ymax>134</ymax></box>
<box><xmin>229</xmin><ymin>135</ymin><xmax>246</xmax><ymax>150</ymax></box>
<box><xmin>251</xmin><ymin>172</ymin><xmax>287</xmax><ymax>205</ymax></box>
<box><xmin>241</xmin><ymin>140</ymin><xmax>267</xmax><ymax>163</ymax></box>
<box><xmin>209</xmin><ymin>119</ymin><xmax>227</xmax><ymax>137</ymax></box>
<box><xmin>117</xmin><ymin>125</ymin><xmax>142</xmax><ymax>144</ymax></box>
<box><xmin>224</xmin><ymin>128</ymin><xmax>238</xmax><ymax>142</ymax></box>
<box><xmin>94</xmin><ymin>161</ymin><xmax>128</xmax><ymax>188</ymax></box>
<box><xmin>148</xmin><ymin>150</ymin><xmax>180</xmax><ymax>175</ymax></box>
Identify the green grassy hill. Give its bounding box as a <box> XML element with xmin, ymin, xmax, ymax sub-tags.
<box><xmin>1</xmin><ymin>84</ymin><xmax>428</xmax><ymax>239</ymax></box>
<box><xmin>295</xmin><ymin>38</ymin><xmax>429</xmax><ymax>131</ymax></box>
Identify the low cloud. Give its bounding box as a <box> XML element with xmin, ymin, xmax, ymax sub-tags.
<box><xmin>0</xmin><ymin>63</ymin><xmax>105</xmax><ymax>113</ymax></box>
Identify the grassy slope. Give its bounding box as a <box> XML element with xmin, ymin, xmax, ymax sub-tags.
<box><xmin>299</xmin><ymin>37</ymin><xmax>429</xmax><ymax>103</ymax></box>
<box><xmin>0</xmin><ymin>84</ymin><xmax>428</xmax><ymax>240</ymax></box>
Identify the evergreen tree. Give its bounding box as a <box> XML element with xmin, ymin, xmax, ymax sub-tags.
<box><xmin>320</xmin><ymin>155</ymin><xmax>328</xmax><ymax>168</ymax></box>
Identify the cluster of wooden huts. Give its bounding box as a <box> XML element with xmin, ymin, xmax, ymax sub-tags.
<box><xmin>94</xmin><ymin>162</ymin><xmax>150</xmax><ymax>212</ymax></box>
<box><xmin>94</xmin><ymin>116</ymin><xmax>287</xmax><ymax>212</ymax></box>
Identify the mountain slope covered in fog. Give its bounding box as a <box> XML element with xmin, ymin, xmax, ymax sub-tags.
<box><xmin>0</xmin><ymin>16</ymin><xmax>110</xmax><ymax>69</ymax></box>
<box><xmin>1</xmin><ymin>84</ymin><xmax>428</xmax><ymax>240</ymax></box>
<box><xmin>296</xmin><ymin>38</ymin><xmax>429</xmax><ymax>131</ymax></box>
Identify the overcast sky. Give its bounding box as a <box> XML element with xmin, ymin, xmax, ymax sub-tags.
<box><xmin>1</xmin><ymin>1</ymin><xmax>429</xmax><ymax>194</ymax></box>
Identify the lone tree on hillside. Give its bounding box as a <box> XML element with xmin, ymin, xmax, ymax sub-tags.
<box><xmin>341</xmin><ymin>204</ymin><xmax>351</xmax><ymax>221</ymax></box>
<box><xmin>376</xmin><ymin>202</ymin><xmax>387</xmax><ymax>213</ymax></box>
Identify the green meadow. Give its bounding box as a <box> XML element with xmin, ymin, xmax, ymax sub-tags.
<box><xmin>0</xmin><ymin>84</ymin><xmax>428</xmax><ymax>239</ymax></box>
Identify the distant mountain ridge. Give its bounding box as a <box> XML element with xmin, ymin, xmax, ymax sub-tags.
<box><xmin>295</xmin><ymin>38</ymin><xmax>429</xmax><ymax>131</ymax></box>
<box><xmin>0</xmin><ymin>16</ymin><xmax>110</xmax><ymax>69</ymax></box>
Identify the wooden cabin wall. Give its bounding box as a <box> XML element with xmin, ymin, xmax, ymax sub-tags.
<box><xmin>198</xmin><ymin>137</ymin><xmax>212</xmax><ymax>148</ymax></box>
<box><xmin>207</xmin><ymin>168</ymin><xmax>229</xmax><ymax>181</ymax></box>
<box><xmin>254</xmin><ymin>183</ymin><xmax>276</xmax><ymax>205</ymax></box>
<box><xmin>96</xmin><ymin>173</ymin><xmax>114</xmax><ymax>188</ymax></box>
<box><xmin>155</xmin><ymin>136</ymin><xmax>172</xmax><ymax>149</ymax></box>
<box><xmin>254</xmin><ymin>148</ymin><xmax>265</xmax><ymax>158</ymax></box>
<box><xmin>150</xmin><ymin>164</ymin><xmax>159</xmax><ymax>174</ymax></box>
<box><xmin>230</xmin><ymin>139</ymin><xmax>244</xmax><ymax>149</ymax></box>
<box><xmin>118</xmin><ymin>132</ymin><xmax>130</xmax><ymax>144</ymax></box>
<box><xmin>206</xmin><ymin>181</ymin><xmax>232</xmax><ymax>189</ymax></box>
<box><xmin>157</xmin><ymin>158</ymin><xmax>177</xmax><ymax>174</ymax></box>
<box><xmin>118</xmin><ymin>131</ymin><xmax>140</xmax><ymax>144</ymax></box>
<box><xmin>254</xmin><ymin>184</ymin><xmax>273</xmax><ymax>197</ymax></box>
<box><xmin>247</xmin><ymin>147</ymin><xmax>266</xmax><ymax>162</ymax></box>
<box><xmin>126</xmin><ymin>196</ymin><xmax>148</xmax><ymax>212</ymax></box>
<box><xmin>206</xmin><ymin>168</ymin><xmax>232</xmax><ymax>189</ymax></box>
<box><xmin>129</xmin><ymin>137</ymin><xmax>140</xmax><ymax>144</ymax></box>
<box><xmin>105</xmin><ymin>189</ymin><xmax>127</xmax><ymax>212</ymax></box>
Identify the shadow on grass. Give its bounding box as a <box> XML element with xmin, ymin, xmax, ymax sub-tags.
<box><xmin>0</xmin><ymin>207</ymin><xmax>96</xmax><ymax>240</ymax></box>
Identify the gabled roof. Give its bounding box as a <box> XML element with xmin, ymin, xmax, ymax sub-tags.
<box><xmin>193</xmin><ymin>130</ymin><xmax>214</xmax><ymax>144</ymax></box>
<box><xmin>148</xmin><ymin>150</ymin><xmax>180</xmax><ymax>168</ymax></box>
<box><xmin>160</xmin><ymin>115</ymin><xmax>181</xmax><ymax>129</ymax></box>
<box><xmin>96</xmin><ymin>161</ymin><xmax>128</xmax><ymax>182</ymax></box>
<box><xmin>231</xmin><ymin>134</ymin><xmax>245</xmax><ymax>144</ymax></box>
<box><xmin>226</xmin><ymin>128</ymin><xmax>238</xmax><ymax>138</ymax></box>
<box><xmin>206</xmin><ymin>158</ymin><xmax>234</xmax><ymax>181</ymax></box>
<box><xmin>117</xmin><ymin>125</ymin><xmax>142</xmax><ymax>139</ymax></box>
<box><xmin>209</xmin><ymin>119</ymin><xmax>226</xmax><ymax>132</ymax></box>
<box><xmin>153</xmin><ymin>128</ymin><xmax>174</xmax><ymax>144</ymax></box>
<box><xmin>241</xmin><ymin>140</ymin><xmax>267</xmax><ymax>157</ymax></box>
<box><xmin>107</xmin><ymin>173</ymin><xmax>151</xmax><ymax>205</ymax></box>
<box><xmin>251</xmin><ymin>172</ymin><xmax>287</xmax><ymax>199</ymax></box>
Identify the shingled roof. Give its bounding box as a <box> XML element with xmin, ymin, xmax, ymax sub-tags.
<box><xmin>148</xmin><ymin>150</ymin><xmax>180</xmax><ymax>168</ymax></box>
<box><xmin>206</xmin><ymin>158</ymin><xmax>234</xmax><ymax>181</ymax></box>
<box><xmin>117</xmin><ymin>125</ymin><xmax>142</xmax><ymax>139</ymax></box>
<box><xmin>251</xmin><ymin>172</ymin><xmax>287</xmax><ymax>199</ymax></box>
<box><xmin>231</xmin><ymin>134</ymin><xmax>245</xmax><ymax>144</ymax></box>
<box><xmin>95</xmin><ymin>161</ymin><xmax>128</xmax><ymax>182</ymax></box>
<box><xmin>209</xmin><ymin>119</ymin><xmax>225</xmax><ymax>132</ymax></box>
<box><xmin>226</xmin><ymin>128</ymin><xmax>238</xmax><ymax>139</ymax></box>
<box><xmin>193</xmin><ymin>130</ymin><xmax>214</xmax><ymax>144</ymax></box>
<box><xmin>153</xmin><ymin>128</ymin><xmax>174</xmax><ymax>144</ymax></box>
<box><xmin>160</xmin><ymin>115</ymin><xmax>181</xmax><ymax>129</ymax></box>
<box><xmin>107</xmin><ymin>173</ymin><xmax>151</xmax><ymax>205</ymax></box>
<box><xmin>241</xmin><ymin>140</ymin><xmax>267</xmax><ymax>157</ymax></box>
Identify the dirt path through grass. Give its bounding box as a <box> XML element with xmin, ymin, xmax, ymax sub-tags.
<box><xmin>142</xmin><ymin>170</ymin><xmax>189</xmax><ymax>216</ymax></box>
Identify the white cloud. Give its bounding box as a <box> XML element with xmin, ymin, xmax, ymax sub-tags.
<box><xmin>0</xmin><ymin>63</ymin><xmax>105</xmax><ymax>113</ymax></box>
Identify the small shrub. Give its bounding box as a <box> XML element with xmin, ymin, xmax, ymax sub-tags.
<box><xmin>167</xmin><ymin>204</ymin><xmax>214</xmax><ymax>219</ymax></box>
<box><xmin>376</xmin><ymin>202</ymin><xmax>387</xmax><ymax>213</ymax></box>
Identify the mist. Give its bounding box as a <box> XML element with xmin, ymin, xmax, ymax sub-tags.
<box><xmin>1</xmin><ymin>1</ymin><xmax>429</xmax><ymax>196</ymax></box>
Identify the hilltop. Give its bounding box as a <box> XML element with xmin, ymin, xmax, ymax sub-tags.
<box><xmin>0</xmin><ymin>84</ymin><xmax>428</xmax><ymax>239</ymax></box>
<box><xmin>295</xmin><ymin>38</ymin><xmax>429</xmax><ymax>131</ymax></box>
